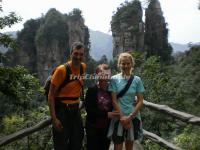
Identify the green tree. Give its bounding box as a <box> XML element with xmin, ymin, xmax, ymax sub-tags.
<box><xmin>174</xmin><ymin>125</ymin><xmax>200</xmax><ymax>150</ymax></box>
<box><xmin>139</xmin><ymin>56</ymin><xmax>179</xmax><ymax>138</ymax></box>
<box><xmin>97</xmin><ymin>55</ymin><xmax>108</xmax><ymax>65</ymax></box>
<box><xmin>111</xmin><ymin>0</ymin><xmax>142</xmax><ymax>25</ymax></box>
<box><xmin>140</xmin><ymin>46</ymin><xmax>200</xmax><ymax>149</ymax></box>
<box><xmin>68</xmin><ymin>8</ymin><xmax>83</xmax><ymax>19</ymax></box>
<box><xmin>170</xmin><ymin>46</ymin><xmax>200</xmax><ymax>115</ymax></box>
<box><xmin>0</xmin><ymin>4</ymin><xmax>22</xmax><ymax>50</ymax></box>
<box><xmin>35</xmin><ymin>8</ymin><xmax>69</xmax><ymax>57</ymax></box>
<box><xmin>109</xmin><ymin>58</ymin><xmax>118</xmax><ymax>74</ymax></box>
<box><xmin>0</xmin><ymin>5</ymin><xmax>52</xmax><ymax>149</ymax></box>
<box><xmin>36</xmin><ymin>8</ymin><xmax>68</xmax><ymax>48</ymax></box>
<box><xmin>16</xmin><ymin>19</ymin><xmax>41</xmax><ymax>73</ymax></box>
<box><xmin>0</xmin><ymin>66</ymin><xmax>42</xmax><ymax>117</ymax></box>
<box><xmin>0</xmin><ymin>66</ymin><xmax>51</xmax><ymax>150</ymax></box>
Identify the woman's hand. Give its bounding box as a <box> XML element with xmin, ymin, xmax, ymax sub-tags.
<box><xmin>120</xmin><ymin>115</ymin><xmax>132</xmax><ymax>129</ymax></box>
<box><xmin>120</xmin><ymin>116</ymin><xmax>131</xmax><ymax>129</ymax></box>
<box><xmin>120</xmin><ymin>116</ymin><xmax>131</xmax><ymax>124</ymax></box>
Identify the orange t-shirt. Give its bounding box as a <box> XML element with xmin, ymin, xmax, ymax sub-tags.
<box><xmin>51</xmin><ymin>61</ymin><xmax>86</xmax><ymax>104</ymax></box>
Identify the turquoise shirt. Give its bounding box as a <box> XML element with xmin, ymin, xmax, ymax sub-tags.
<box><xmin>108</xmin><ymin>73</ymin><xmax>145</xmax><ymax>116</ymax></box>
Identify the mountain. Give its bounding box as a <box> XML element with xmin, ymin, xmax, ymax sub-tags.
<box><xmin>0</xmin><ymin>45</ymin><xmax>9</xmax><ymax>54</ymax></box>
<box><xmin>89</xmin><ymin>29</ymin><xmax>113</xmax><ymax>60</ymax></box>
<box><xmin>1</xmin><ymin>30</ymin><xmax>195</xmax><ymax>60</ymax></box>
<box><xmin>89</xmin><ymin>30</ymin><xmax>192</xmax><ymax>60</ymax></box>
<box><xmin>170</xmin><ymin>42</ymin><xmax>189</xmax><ymax>53</ymax></box>
<box><xmin>0</xmin><ymin>30</ymin><xmax>114</xmax><ymax>60</ymax></box>
<box><xmin>0</xmin><ymin>31</ymin><xmax>17</xmax><ymax>54</ymax></box>
<box><xmin>4</xmin><ymin>31</ymin><xmax>17</xmax><ymax>39</ymax></box>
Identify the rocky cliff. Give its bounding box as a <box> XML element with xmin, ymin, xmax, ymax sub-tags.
<box><xmin>36</xmin><ymin>9</ymin><xmax>89</xmax><ymax>82</ymax></box>
<box><xmin>6</xmin><ymin>8</ymin><xmax>89</xmax><ymax>83</ymax></box>
<box><xmin>111</xmin><ymin>0</ymin><xmax>144</xmax><ymax>57</ymax></box>
<box><xmin>144</xmin><ymin>0</ymin><xmax>172</xmax><ymax>62</ymax></box>
<box><xmin>111</xmin><ymin>0</ymin><xmax>172</xmax><ymax>62</ymax></box>
<box><xmin>67</xmin><ymin>10</ymin><xmax>90</xmax><ymax>59</ymax></box>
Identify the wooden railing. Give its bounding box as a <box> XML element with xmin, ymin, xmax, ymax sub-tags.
<box><xmin>1</xmin><ymin>100</ymin><xmax>200</xmax><ymax>149</ymax></box>
<box><xmin>144</xmin><ymin>100</ymin><xmax>200</xmax><ymax>125</ymax></box>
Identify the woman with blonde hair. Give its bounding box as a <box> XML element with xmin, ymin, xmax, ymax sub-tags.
<box><xmin>107</xmin><ymin>52</ymin><xmax>145</xmax><ymax>150</ymax></box>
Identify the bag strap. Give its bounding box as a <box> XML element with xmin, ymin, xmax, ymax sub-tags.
<box><xmin>57</xmin><ymin>63</ymin><xmax>84</xmax><ymax>101</ymax></box>
<box><xmin>78</xmin><ymin>64</ymin><xmax>84</xmax><ymax>101</ymax></box>
<box><xmin>117</xmin><ymin>75</ymin><xmax>134</xmax><ymax>99</ymax></box>
<box><xmin>58</xmin><ymin>63</ymin><xmax>71</xmax><ymax>92</ymax></box>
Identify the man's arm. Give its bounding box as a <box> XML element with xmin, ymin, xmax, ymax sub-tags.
<box><xmin>48</xmin><ymin>83</ymin><xmax>63</xmax><ymax>131</ymax></box>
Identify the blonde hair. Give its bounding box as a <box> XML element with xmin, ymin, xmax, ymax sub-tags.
<box><xmin>117</xmin><ymin>52</ymin><xmax>135</xmax><ymax>67</ymax></box>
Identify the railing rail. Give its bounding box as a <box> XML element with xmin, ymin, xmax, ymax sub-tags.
<box><xmin>0</xmin><ymin>118</ymin><xmax>182</xmax><ymax>150</ymax></box>
<box><xmin>144</xmin><ymin>100</ymin><xmax>200</xmax><ymax>125</ymax></box>
<box><xmin>1</xmin><ymin>100</ymin><xmax>200</xmax><ymax>149</ymax></box>
<box><xmin>0</xmin><ymin>117</ymin><xmax>51</xmax><ymax>147</ymax></box>
<box><xmin>143</xmin><ymin>130</ymin><xmax>182</xmax><ymax>150</ymax></box>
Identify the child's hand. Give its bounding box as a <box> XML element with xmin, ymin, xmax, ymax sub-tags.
<box><xmin>108</xmin><ymin>111</ymin><xmax>120</xmax><ymax>118</ymax></box>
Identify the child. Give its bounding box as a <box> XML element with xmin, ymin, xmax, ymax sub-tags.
<box><xmin>85</xmin><ymin>64</ymin><xmax>119</xmax><ymax>150</ymax></box>
<box><xmin>107</xmin><ymin>52</ymin><xmax>145</xmax><ymax>150</ymax></box>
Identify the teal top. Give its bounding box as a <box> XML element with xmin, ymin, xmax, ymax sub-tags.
<box><xmin>107</xmin><ymin>73</ymin><xmax>145</xmax><ymax>141</ymax></box>
<box><xmin>108</xmin><ymin>73</ymin><xmax>145</xmax><ymax>115</ymax></box>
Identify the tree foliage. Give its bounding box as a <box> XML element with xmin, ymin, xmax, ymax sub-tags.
<box><xmin>35</xmin><ymin>8</ymin><xmax>68</xmax><ymax>48</ymax></box>
<box><xmin>97</xmin><ymin>55</ymin><xmax>109</xmax><ymax>65</ymax></box>
<box><xmin>15</xmin><ymin>19</ymin><xmax>42</xmax><ymax>73</ymax></box>
<box><xmin>0</xmin><ymin>5</ymin><xmax>22</xmax><ymax>50</ymax></box>
<box><xmin>138</xmin><ymin>46</ymin><xmax>200</xmax><ymax>149</ymax></box>
<box><xmin>174</xmin><ymin>125</ymin><xmax>200</xmax><ymax>150</ymax></box>
<box><xmin>68</xmin><ymin>8</ymin><xmax>83</xmax><ymax>21</ymax></box>
<box><xmin>170</xmin><ymin>46</ymin><xmax>200</xmax><ymax>115</ymax></box>
<box><xmin>138</xmin><ymin>56</ymin><xmax>176</xmax><ymax>138</ymax></box>
<box><xmin>0</xmin><ymin>2</ymin><xmax>199</xmax><ymax>149</ymax></box>
<box><xmin>17</xmin><ymin>19</ymin><xmax>41</xmax><ymax>52</ymax></box>
<box><xmin>111</xmin><ymin>0</ymin><xmax>142</xmax><ymax>26</ymax></box>
<box><xmin>0</xmin><ymin>66</ymin><xmax>42</xmax><ymax>117</ymax></box>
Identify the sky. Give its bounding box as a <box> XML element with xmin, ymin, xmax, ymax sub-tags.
<box><xmin>1</xmin><ymin>0</ymin><xmax>200</xmax><ymax>44</ymax></box>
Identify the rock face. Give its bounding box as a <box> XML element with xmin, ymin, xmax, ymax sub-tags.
<box><xmin>10</xmin><ymin>19</ymin><xmax>41</xmax><ymax>74</ymax></box>
<box><xmin>144</xmin><ymin>0</ymin><xmax>172</xmax><ymax>62</ymax></box>
<box><xmin>35</xmin><ymin>9</ymin><xmax>89</xmax><ymax>83</ymax></box>
<box><xmin>68</xmin><ymin>18</ymin><xmax>85</xmax><ymax>51</ymax></box>
<box><xmin>111</xmin><ymin>0</ymin><xmax>144</xmax><ymax>58</ymax></box>
<box><xmin>111</xmin><ymin>0</ymin><xmax>172</xmax><ymax>62</ymax></box>
<box><xmin>7</xmin><ymin>9</ymin><xmax>89</xmax><ymax>83</ymax></box>
<box><xmin>67</xmin><ymin>16</ymin><xmax>90</xmax><ymax>59</ymax></box>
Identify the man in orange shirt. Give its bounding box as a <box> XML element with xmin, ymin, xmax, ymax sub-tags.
<box><xmin>48</xmin><ymin>42</ymin><xmax>86</xmax><ymax>150</ymax></box>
